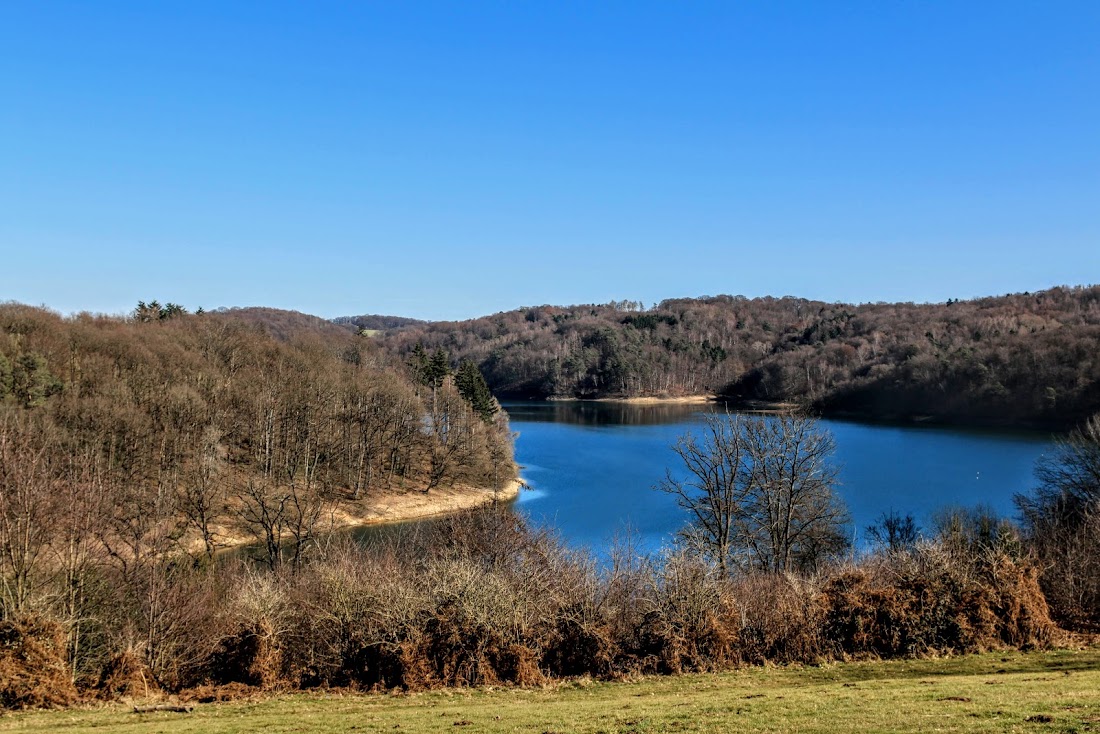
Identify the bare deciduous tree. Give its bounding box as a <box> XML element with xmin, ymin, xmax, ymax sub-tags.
<box><xmin>658</xmin><ymin>412</ymin><xmax>849</xmax><ymax>575</ymax></box>
<box><xmin>1016</xmin><ymin>413</ymin><xmax>1100</xmax><ymax>625</ymax></box>
<box><xmin>0</xmin><ymin>415</ymin><xmax>57</xmax><ymax>615</ymax></box>
<box><xmin>235</xmin><ymin>479</ymin><xmax>290</xmax><ymax>571</ymax></box>
<box><xmin>865</xmin><ymin>509</ymin><xmax>921</xmax><ymax>554</ymax></box>
<box><xmin>176</xmin><ymin>426</ymin><xmax>227</xmax><ymax>564</ymax></box>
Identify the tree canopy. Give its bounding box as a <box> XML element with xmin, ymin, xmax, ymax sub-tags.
<box><xmin>369</xmin><ymin>286</ymin><xmax>1100</xmax><ymax>428</ymax></box>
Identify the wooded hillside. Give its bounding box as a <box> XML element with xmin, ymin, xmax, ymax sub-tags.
<box><xmin>370</xmin><ymin>286</ymin><xmax>1100</xmax><ymax>428</ymax></box>
<box><xmin>0</xmin><ymin>300</ymin><xmax>514</xmax><ymax>567</ymax></box>
<box><xmin>0</xmin><ymin>300</ymin><xmax>516</xmax><ymax>695</ymax></box>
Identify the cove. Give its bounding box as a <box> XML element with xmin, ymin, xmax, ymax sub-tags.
<box><xmin>506</xmin><ymin>401</ymin><xmax>1055</xmax><ymax>553</ymax></box>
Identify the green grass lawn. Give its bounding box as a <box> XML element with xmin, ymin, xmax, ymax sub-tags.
<box><xmin>4</xmin><ymin>648</ymin><xmax>1098</xmax><ymax>733</ymax></box>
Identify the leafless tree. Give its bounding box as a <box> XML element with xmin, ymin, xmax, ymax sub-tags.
<box><xmin>1016</xmin><ymin>412</ymin><xmax>1100</xmax><ymax>625</ymax></box>
<box><xmin>0</xmin><ymin>414</ymin><xmax>57</xmax><ymax>615</ymax></box>
<box><xmin>1024</xmin><ymin>413</ymin><xmax>1100</xmax><ymax>520</ymax></box>
<box><xmin>657</xmin><ymin>413</ymin><xmax>746</xmax><ymax>577</ymax></box>
<box><xmin>658</xmin><ymin>412</ymin><xmax>849</xmax><ymax>576</ymax></box>
<box><xmin>235</xmin><ymin>479</ymin><xmax>291</xmax><ymax>571</ymax></box>
<box><xmin>176</xmin><ymin>426</ymin><xmax>227</xmax><ymax>563</ymax></box>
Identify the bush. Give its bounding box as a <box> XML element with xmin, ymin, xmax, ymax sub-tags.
<box><xmin>1016</xmin><ymin>414</ymin><xmax>1100</xmax><ymax>628</ymax></box>
<box><xmin>0</xmin><ymin>615</ymin><xmax>78</xmax><ymax>709</ymax></box>
<box><xmin>0</xmin><ymin>507</ymin><xmax>1068</xmax><ymax>708</ymax></box>
<box><xmin>821</xmin><ymin>544</ymin><xmax>1054</xmax><ymax>658</ymax></box>
<box><xmin>210</xmin><ymin>571</ymin><xmax>291</xmax><ymax>690</ymax></box>
<box><xmin>729</xmin><ymin>574</ymin><xmax>824</xmax><ymax>665</ymax></box>
<box><xmin>96</xmin><ymin>649</ymin><xmax>158</xmax><ymax>700</ymax></box>
<box><xmin>633</xmin><ymin>553</ymin><xmax>735</xmax><ymax>674</ymax></box>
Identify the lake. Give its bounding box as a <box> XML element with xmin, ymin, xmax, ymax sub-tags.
<box><xmin>505</xmin><ymin>401</ymin><xmax>1055</xmax><ymax>553</ymax></box>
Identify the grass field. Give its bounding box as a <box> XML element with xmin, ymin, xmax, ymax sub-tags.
<box><xmin>3</xmin><ymin>648</ymin><xmax>1098</xmax><ymax>733</ymax></box>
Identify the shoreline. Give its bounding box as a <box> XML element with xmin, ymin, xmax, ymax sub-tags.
<box><xmin>329</xmin><ymin>478</ymin><xmax>523</xmax><ymax>529</ymax></box>
<box><xmin>508</xmin><ymin>395</ymin><xmax>1073</xmax><ymax>432</ymax></box>
<box><xmin>546</xmin><ymin>394</ymin><xmax>717</xmax><ymax>405</ymax></box>
<box><xmin>208</xmin><ymin>478</ymin><xmax>523</xmax><ymax>553</ymax></box>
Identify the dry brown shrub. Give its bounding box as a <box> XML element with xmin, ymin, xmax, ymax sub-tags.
<box><xmin>212</xmin><ymin>620</ymin><xmax>283</xmax><ymax>689</ymax></box>
<box><xmin>540</xmin><ymin>536</ymin><xmax>643</xmax><ymax>679</ymax></box>
<box><xmin>393</xmin><ymin>636</ymin><xmax>433</xmax><ymax>690</ymax></box>
<box><xmin>293</xmin><ymin>543</ymin><xmax>429</xmax><ymax>689</ymax></box>
<box><xmin>821</xmin><ymin>547</ymin><xmax>1056</xmax><ymax>658</ymax></box>
<box><xmin>96</xmin><ymin>649</ymin><xmax>159</xmax><ymax>700</ymax></box>
<box><xmin>634</xmin><ymin>610</ymin><xmax>686</xmax><ymax>674</ymax></box>
<box><xmin>982</xmin><ymin>554</ymin><xmax>1056</xmax><ymax>649</ymax></box>
<box><xmin>147</xmin><ymin>567</ymin><xmax>230</xmax><ymax>691</ymax></box>
<box><xmin>0</xmin><ymin>615</ymin><xmax>78</xmax><ymax>709</ymax></box>
<box><xmin>209</xmin><ymin>571</ymin><xmax>291</xmax><ymax>689</ymax></box>
<box><xmin>542</xmin><ymin>611</ymin><xmax>617</xmax><ymax>679</ymax></box>
<box><xmin>496</xmin><ymin>643</ymin><xmax>545</xmax><ymax>686</ymax></box>
<box><xmin>729</xmin><ymin>574</ymin><xmax>824</xmax><ymax>664</ymax></box>
<box><xmin>395</xmin><ymin>552</ymin><xmax>552</xmax><ymax>688</ymax></box>
<box><xmin>374</xmin><ymin>558</ymin><xmax>551</xmax><ymax>689</ymax></box>
<box><xmin>821</xmin><ymin>567</ymin><xmax>927</xmax><ymax>657</ymax></box>
<box><xmin>633</xmin><ymin>556</ymin><xmax>737</xmax><ymax>674</ymax></box>
<box><xmin>412</xmin><ymin>603</ymin><xmax>508</xmax><ymax>687</ymax></box>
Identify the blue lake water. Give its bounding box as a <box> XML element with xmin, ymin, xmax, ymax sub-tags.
<box><xmin>505</xmin><ymin>401</ymin><xmax>1055</xmax><ymax>552</ymax></box>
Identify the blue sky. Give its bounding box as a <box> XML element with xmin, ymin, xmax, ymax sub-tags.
<box><xmin>2</xmin><ymin>2</ymin><xmax>1098</xmax><ymax>320</ymax></box>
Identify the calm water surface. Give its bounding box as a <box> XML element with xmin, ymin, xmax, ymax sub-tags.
<box><xmin>505</xmin><ymin>401</ymin><xmax>1055</xmax><ymax>552</ymax></box>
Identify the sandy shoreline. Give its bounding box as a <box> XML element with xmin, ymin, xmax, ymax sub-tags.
<box><xmin>547</xmin><ymin>394</ymin><xmax>717</xmax><ymax>405</ymax></box>
<box><xmin>207</xmin><ymin>478</ymin><xmax>523</xmax><ymax>553</ymax></box>
<box><xmin>330</xmin><ymin>478</ymin><xmax>523</xmax><ymax>529</ymax></box>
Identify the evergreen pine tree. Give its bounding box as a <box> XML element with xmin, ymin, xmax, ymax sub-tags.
<box><xmin>427</xmin><ymin>347</ymin><xmax>451</xmax><ymax>390</ymax></box>
<box><xmin>455</xmin><ymin>360</ymin><xmax>498</xmax><ymax>422</ymax></box>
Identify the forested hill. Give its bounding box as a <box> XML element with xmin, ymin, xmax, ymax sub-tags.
<box><xmin>209</xmin><ymin>306</ymin><xmax>358</xmax><ymax>342</ymax></box>
<box><xmin>366</xmin><ymin>286</ymin><xmax>1100</xmax><ymax>429</ymax></box>
<box><xmin>333</xmin><ymin>314</ymin><xmax>427</xmax><ymax>332</ymax></box>
<box><xmin>0</xmin><ymin>301</ymin><xmax>515</xmax><ymax>560</ymax></box>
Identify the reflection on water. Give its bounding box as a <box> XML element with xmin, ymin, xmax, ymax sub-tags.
<box><xmin>502</xmin><ymin>400</ymin><xmax>717</xmax><ymax>427</ymax></box>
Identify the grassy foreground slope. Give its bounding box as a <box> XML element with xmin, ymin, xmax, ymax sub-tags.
<box><xmin>5</xmin><ymin>648</ymin><xmax>1098</xmax><ymax>734</ymax></box>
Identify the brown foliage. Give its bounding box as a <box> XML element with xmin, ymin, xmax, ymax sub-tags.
<box><xmin>403</xmin><ymin>605</ymin><xmax>540</xmax><ymax>688</ymax></box>
<box><xmin>209</xmin><ymin>572</ymin><xmax>291</xmax><ymax>690</ymax></box>
<box><xmin>1017</xmin><ymin>414</ymin><xmax>1100</xmax><ymax>628</ymax></box>
<box><xmin>821</xmin><ymin>548</ymin><xmax>1055</xmax><ymax>659</ymax></box>
<box><xmin>211</xmin><ymin>623</ymin><xmax>283</xmax><ymax>690</ymax></box>
<box><xmin>0</xmin><ymin>497</ymin><xmax>1071</xmax><ymax>709</ymax></box>
<box><xmin>0</xmin><ymin>303</ymin><xmax>517</xmax><ymax>704</ymax></box>
<box><xmin>629</xmin><ymin>554</ymin><xmax>737</xmax><ymax>674</ymax></box>
<box><xmin>542</xmin><ymin>610</ymin><xmax>617</xmax><ymax>678</ymax></box>
<box><xmin>96</xmin><ymin>649</ymin><xmax>158</xmax><ymax>700</ymax></box>
<box><xmin>0</xmin><ymin>615</ymin><xmax>77</xmax><ymax>709</ymax></box>
<box><xmin>728</xmin><ymin>574</ymin><xmax>824</xmax><ymax>665</ymax></box>
<box><xmin>377</xmin><ymin>285</ymin><xmax>1100</xmax><ymax>428</ymax></box>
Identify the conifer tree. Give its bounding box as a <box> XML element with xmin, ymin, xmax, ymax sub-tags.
<box><xmin>426</xmin><ymin>347</ymin><xmax>451</xmax><ymax>390</ymax></box>
<box><xmin>455</xmin><ymin>360</ymin><xmax>497</xmax><ymax>422</ymax></box>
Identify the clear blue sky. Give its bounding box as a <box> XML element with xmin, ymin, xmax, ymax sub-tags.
<box><xmin>2</xmin><ymin>2</ymin><xmax>1098</xmax><ymax>321</ymax></box>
